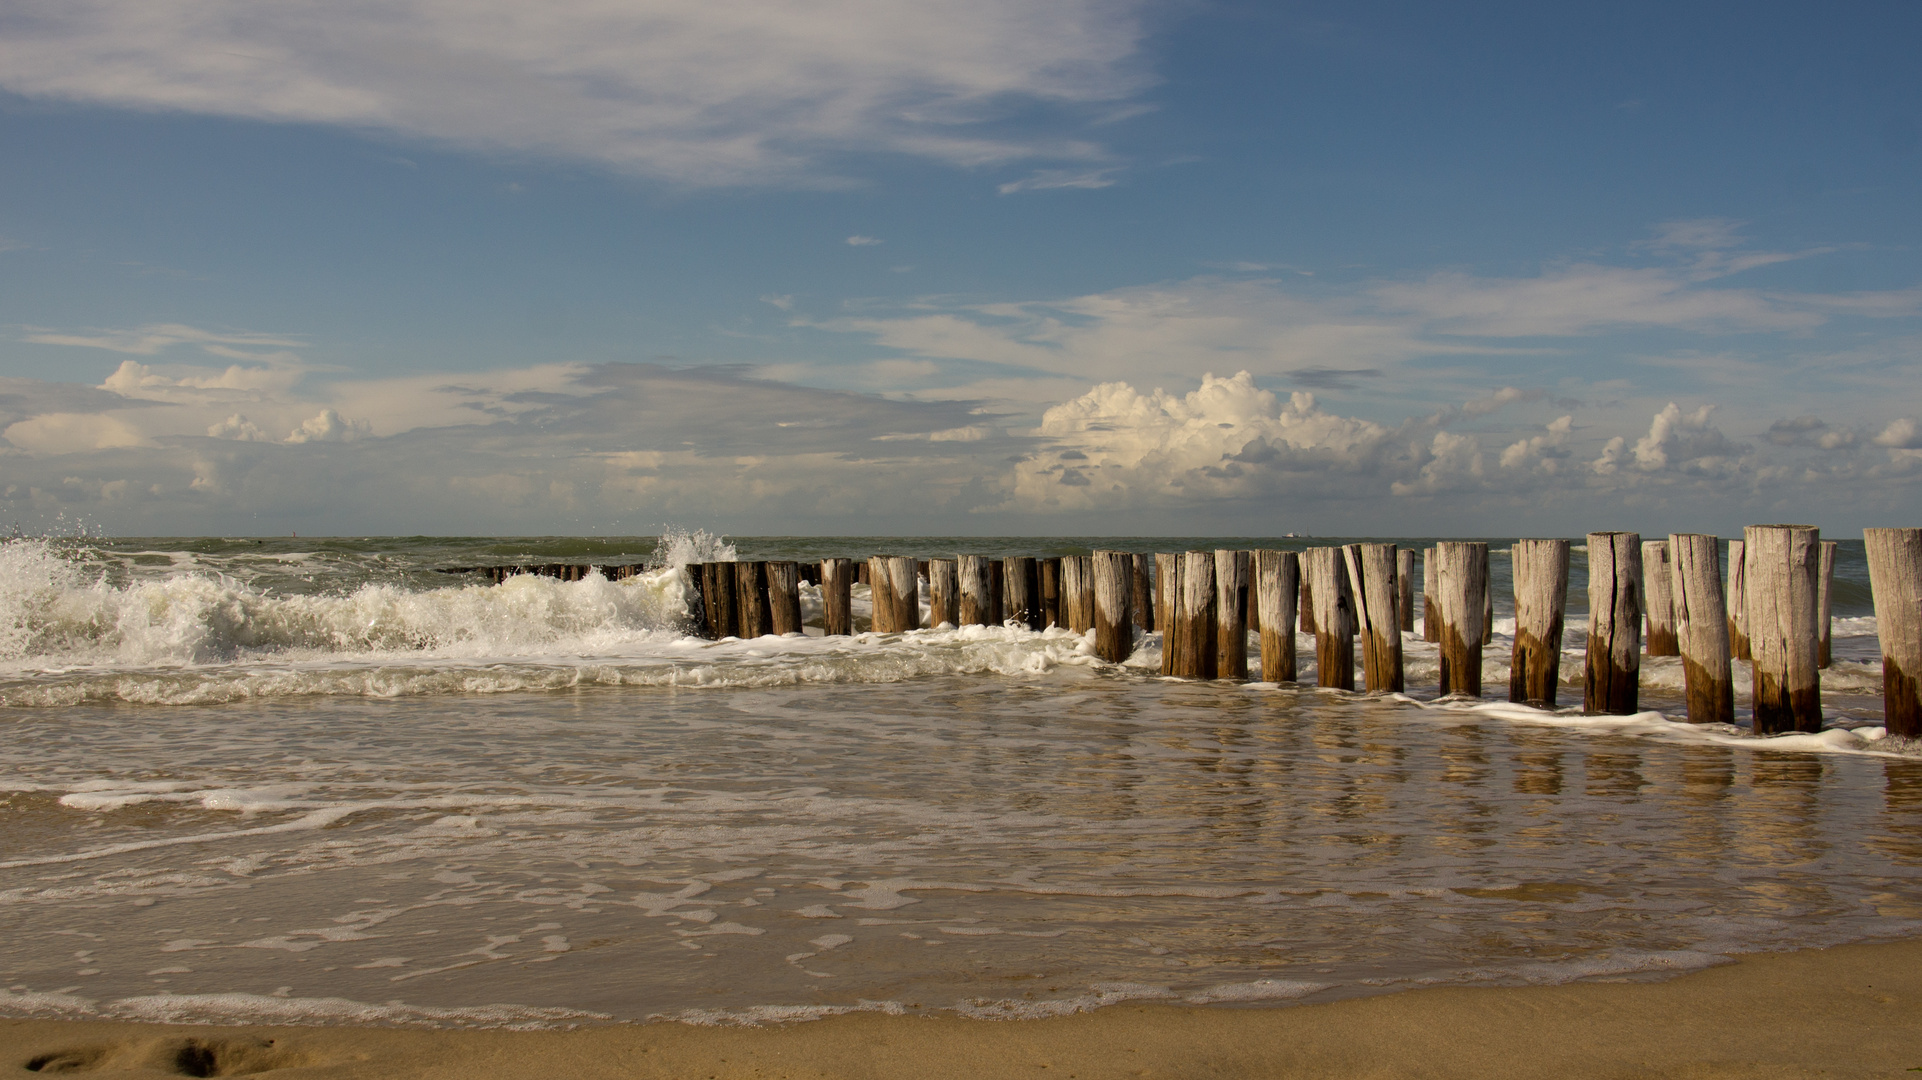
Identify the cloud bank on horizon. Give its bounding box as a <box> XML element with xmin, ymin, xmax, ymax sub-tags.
<box><xmin>0</xmin><ymin>0</ymin><xmax>1917</xmax><ymax>535</ymax></box>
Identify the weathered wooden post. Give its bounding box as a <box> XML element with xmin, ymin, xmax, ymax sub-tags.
<box><xmin>957</xmin><ymin>555</ymin><xmax>992</xmax><ymax>626</ymax></box>
<box><xmin>1214</xmin><ymin>549</ymin><xmax>1250</xmax><ymax>679</ymax></box>
<box><xmin>1061</xmin><ymin>555</ymin><xmax>1092</xmax><ymax>633</ymax></box>
<box><xmin>1304</xmin><ymin>547</ymin><xmax>1354</xmax><ymax>690</ymax></box>
<box><xmin>990</xmin><ymin>560</ymin><xmax>1006</xmax><ymax>625</ymax></box>
<box><xmin>1435</xmin><ymin>541</ymin><xmax>1487</xmax><ymax>697</ymax></box>
<box><xmin>1132</xmin><ymin>553</ymin><xmax>1155</xmax><ymax>631</ymax></box>
<box><xmin>1299</xmin><ymin>563</ymin><xmax>1318</xmax><ymax>637</ymax></box>
<box><xmin>1039</xmin><ymin>557</ymin><xmax>1062</xmax><ymax>629</ymax></box>
<box><xmin>767</xmin><ymin>561</ymin><xmax>802</xmax><ymax>635</ymax></box>
<box><xmin>1255</xmin><ymin>550</ymin><xmax>1300</xmax><ymax>682</ymax></box>
<box><xmin>1727</xmin><ymin>539</ymin><xmax>1751</xmax><ymax>661</ymax></box>
<box><xmin>1159</xmin><ymin>554</ymin><xmax>1184</xmax><ymax>676</ymax></box>
<box><xmin>1345</xmin><ymin>543</ymin><xmax>1403</xmax><ymax>693</ymax></box>
<box><xmin>1668</xmin><ymin>534</ymin><xmax>1733</xmax><ymax>724</ymax></box>
<box><xmin>1173</xmin><ymin>551</ymin><xmax>1217</xmax><ymax>678</ymax></box>
<box><xmin>1745</xmin><ymin>525</ymin><xmax>1822</xmax><ymax>734</ymax></box>
<box><xmin>737</xmin><ymin>561</ymin><xmax>773</xmax><ymax>639</ymax></box>
<box><xmin>1005</xmin><ymin>556</ymin><xmax>1041</xmax><ymax>630</ymax></box>
<box><xmin>887</xmin><ymin>555</ymin><xmax>922</xmax><ymax>632</ymax></box>
<box><xmin>1583</xmin><ymin>532</ymin><xmax>1642</xmax><ymax>715</ymax></box>
<box><xmin>1481</xmin><ymin>545</ymin><xmax>1495</xmax><ymax>646</ymax></box>
<box><xmin>821</xmin><ymin>558</ymin><xmax>854</xmax><ymax>635</ymax></box>
<box><xmin>1817</xmin><ymin>540</ymin><xmax>1837</xmax><ymax>669</ymax></box>
<box><xmin>1093</xmin><ymin>550</ymin><xmax>1134</xmax><ymax>663</ymax></box>
<box><xmin>1508</xmin><ymin>539</ymin><xmax>1569</xmax><ymax>706</ymax></box>
<box><xmin>704</xmin><ymin>563</ymin><xmax>738</xmax><ymax>638</ymax></box>
<box><xmin>1866</xmin><ymin>528</ymin><xmax>1922</xmax><ymax>738</ymax></box>
<box><xmin>1422</xmin><ymin>546</ymin><xmax>1439</xmax><ymax>643</ymax></box>
<box><xmin>928</xmin><ymin>558</ymin><xmax>958</xmax><ymax>628</ymax></box>
<box><xmin>1244</xmin><ymin>553</ymin><xmax>1260</xmax><ymax>637</ymax></box>
<box><xmin>1154</xmin><ymin>553</ymin><xmax>1178</xmax><ymax>638</ymax></box>
<box><xmin>1643</xmin><ymin>540</ymin><xmax>1678</xmax><ymax>656</ymax></box>
<box><xmin>1397</xmin><ymin>548</ymin><xmax>1416</xmax><ymax>633</ymax></box>
<box><xmin>867</xmin><ymin>556</ymin><xmax>895</xmax><ymax>632</ymax></box>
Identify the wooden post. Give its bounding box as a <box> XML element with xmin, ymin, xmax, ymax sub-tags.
<box><xmin>1583</xmin><ymin>532</ymin><xmax>1642</xmax><ymax>715</ymax></box>
<box><xmin>1865</xmin><ymin>528</ymin><xmax>1922</xmax><ymax>738</ymax></box>
<box><xmin>990</xmin><ymin>560</ymin><xmax>1005</xmax><ymax>626</ymax></box>
<box><xmin>1255</xmin><ymin>550</ymin><xmax>1300</xmax><ymax>682</ymax></box>
<box><xmin>821</xmin><ymin>558</ymin><xmax>854</xmax><ymax>635</ymax></box>
<box><xmin>1039</xmin><ymin>557</ymin><xmax>1062</xmax><ymax>629</ymax></box>
<box><xmin>704</xmin><ymin>563</ymin><xmax>738</xmax><ymax>638</ymax></box>
<box><xmin>1643</xmin><ymin>540</ymin><xmax>1678</xmax><ymax>656</ymax></box>
<box><xmin>1817</xmin><ymin>540</ymin><xmax>1837</xmax><ymax>669</ymax></box>
<box><xmin>887</xmin><ymin>555</ymin><xmax>922</xmax><ymax>632</ymax></box>
<box><xmin>1132</xmin><ymin>553</ymin><xmax>1155</xmax><ymax>631</ymax></box>
<box><xmin>1727</xmin><ymin>539</ymin><xmax>1751</xmax><ymax>661</ymax></box>
<box><xmin>1397</xmin><ymin>548</ymin><xmax>1416</xmax><ymax>633</ymax></box>
<box><xmin>1154</xmin><ymin>553</ymin><xmax>1177</xmax><ymax>638</ymax></box>
<box><xmin>1435</xmin><ymin>541</ymin><xmax>1487</xmax><ymax>697</ymax></box>
<box><xmin>1299</xmin><ymin>564</ymin><xmax>1318</xmax><ymax>637</ymax></box>
<box><xmin>1244</xmin><ymin>553</ymin><xmax>1260</xmax><ymax>637</ymax></box>
<box><xmin>1745</xmin><ymin>525</ymin><xmax>1822</xmax><ymax>735</ymax></box>
<box><xmin>1422</xmin><ymin>546</ymin><xmax>1439</xmax><ymax>643</ymax></box>
<box><xmin>928</xmin><ymin>558</ymin><xmax>958</xmax><ymax>628</ymax></box>
<box><xmin>1508</xmin><ymin>539</ymin><xmax>1569</xmax><ymax>706</ymax></box>
<box><xmin>1061</xmin><ymin>556</ymin><xmax>1091</xmax><ymax>633</ymax></box>
<box><xmin>1173</xmin><ymin>551</ymin><xmax>1217</xmax><ymax>679</ymax></box>
<box><xmin>1481</xmin><ymin>545</ymin><xmax>1494</xmax><ymax>646</ymax></box>
<box><xmin>1345</xmin><ymin>543</ymin><xmax>1403</xmax><ymax>693</ymax></box>
<box><xmin>1093</xmin><ymin>550</ymin><xmax>1134</xmax><ymax>663</ymax></box>
<box><xmin>767</xmin><ymin>561</ymin><xmax>802</xmax><ymax>635</ymax></box>
<box><xmin>867</xmin><ymin>556</ymin><xmax>893</xmax><ymax>632</ymax></box>
<box><xmin>1304</xmin><ymin>547</ymin><xmax>1354</xmax><ymax>690</ymax></box>
<box><xmin>1214</xmin><ymin>549</ymin><xmax>1249</xmax><ymax>679</ymax></box>
<box><xmin>1669</xmin><ymin>534</ymin><xmax>1734</xmax><ymax>724</ymax></box>
<box><xmin>737</xmin><ymin>561</ymin><xmax>773</xmax><ymax>639</ymax></box>
<box><xmin>957</xmin><ymin>555</ymin><xmax>992</xmax><ymax>626</ymax></box>
<box><xmin>1005</xmin><ymin>556</ymin><xmax>1040</xmax><ymax>630</ymax></box>
<box><xmin>1159</xmin><ymin>554</ymin><xmax>1184</xmax><ymax>676</ymax></box>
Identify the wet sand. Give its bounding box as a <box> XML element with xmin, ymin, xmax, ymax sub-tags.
<box><xmin>6</xmin><ymin>937</ymin><xmax>1920</xmax><ymax>1078</ymax></box>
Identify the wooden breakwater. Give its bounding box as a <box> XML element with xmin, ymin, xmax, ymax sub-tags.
<box><xmin>444</xmin><ymin>528</ymin><xmax>1922</xmax><ymax>735</ymax></box>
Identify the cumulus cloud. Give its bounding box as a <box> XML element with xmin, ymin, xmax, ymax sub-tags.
<box><xmin>1498</xmin><ymin>415</ymin><xmax>1574</xmax><ymax>473</ymax></box>
<box><xmin>1006</xmin><ymin>371</ymin><xmax>1404</xmax><ymax>510</ymax></box>
<box><xmin>283</xmin><ymin>409</ymin><xmax>371</xmax><ymax>444</ymax></box>
<box><xmin>0</xmin><ymin>0</ymin><xmax>1150</xmax><ymax>187</ymax></box>
<box><xmin>4</xmin><ymin>412</ymin><xmax>152</xmax><ymax>455</ymax></box>
<box><xmin>1875</xmin><ymin>418</ymin><xmax>1921</xmax><ymax>449</ymax></box>
<box><xmin>1604</xmin><ymin>402</ymin><xmax>1744</xmax><ymax>475</ymax></box>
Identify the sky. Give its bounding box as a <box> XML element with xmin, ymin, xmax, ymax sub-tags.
<box><xmin>0</xmin><ymin>0</ymin><xmax>1919</xmax><ymax>538</ymax></box>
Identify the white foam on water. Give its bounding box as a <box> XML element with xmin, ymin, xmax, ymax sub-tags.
<box><xmin>1184</xmin><ymin>978</ymin><xmax>1332</xmax><ymax>1004</ymax></box>
<box><xmin>1421</xmin><ymin>699</ymin><xmax>1920</xmax><ymax>758</ymax></box>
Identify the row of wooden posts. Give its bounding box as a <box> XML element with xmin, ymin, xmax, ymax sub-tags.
<box><xmin>678</xmin><ymin>526</ymin><xmax>1922</xmax><ymax>741</ymax></box>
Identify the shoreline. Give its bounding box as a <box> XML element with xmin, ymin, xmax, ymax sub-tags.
<box><xmin>6</xmin><ymin>938</ymin><xmax>1920</xmax><ymax>1078</ymax></box>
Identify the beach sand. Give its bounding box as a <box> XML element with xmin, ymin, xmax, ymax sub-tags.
<box><xmin>5</xmin><ymin>938</ymin><xmax>1920</xmax><ymax>1079</ymax></box>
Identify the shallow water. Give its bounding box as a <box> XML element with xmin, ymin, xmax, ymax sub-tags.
<box><xmin>0</xmin><ymin>534</ymin><xmax>1915</xmax><ymax>1028</ymax></box>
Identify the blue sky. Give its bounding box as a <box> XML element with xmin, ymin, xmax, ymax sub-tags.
<box><xmin>1</xmin><ymin>0</ymin><xmax>1918</xmax><ymax>536</ymax></box>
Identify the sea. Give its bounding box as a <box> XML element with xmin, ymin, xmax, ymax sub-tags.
<box><xmin>1</xmin><ymin>532</ymin><xmax>1917</xmax><ymax>1030</ymax></box>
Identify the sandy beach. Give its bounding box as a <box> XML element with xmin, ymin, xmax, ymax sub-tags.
<box><xmin>7</xmin><ymin>937</ymin><xmax>1920</xmax><ymax>1079</ymax></box>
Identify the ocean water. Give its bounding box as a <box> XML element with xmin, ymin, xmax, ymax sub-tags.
<box><xmin>1</xmin><ymin>533</ymin><xmax>1917</xmax><ymax>1029</ymax></box>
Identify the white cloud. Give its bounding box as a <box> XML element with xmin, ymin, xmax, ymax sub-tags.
<box><xmin>1876</xmin><ymin>418</ymin><xmax>1921</xmax><ymax>449</ymax></box>
<box><xmin>4</xmin><ymin>412</ymin><xmax>152</xmax><ymax>454</ymax></box>
<box><xmin>1007</xmin><ymin>371</ymin><xmax>1401</xmax><ymax>510</ymax></box>
<box><xmin>845</xmin><ymin>236</ymin><xmax>883</xmax><ymax>246</ymax></box>
<box><xmin>1628</xmin><ymin>402</ymin><xmax>1741</xmax><ymax>473</ymax></box>
<box><xmin>997</xmin><ymin>167</ymin><xmax>1119</xmax><ymax>194</ymax></box>
<box><xmin>0</xmin><ymin>0</ymin><xmax>1150</xmax><ymax>186</ymax></box>
<box><xmin>283</xmin><ymin>409</ymin><xmax>370</xmax><ymax>444</ymax></box>
<box><xmin>207</xmin><ymin>413</ymin><xmax>268</xmax><ymax>441</ymax></box>
<box><xmin>23</xmin><ymin>323</ymin><xmax>303</xmax><ymax>356</ymax></box>
<box><xmin>1499</xmin><ymin>415</ymin><xmax>1573</xmax><ymax>473</ymax></box>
